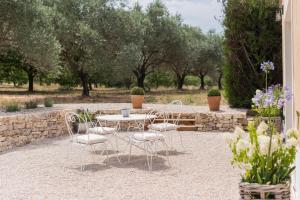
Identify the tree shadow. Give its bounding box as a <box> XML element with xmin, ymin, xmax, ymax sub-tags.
<box><xmin>91</xmin><ymin>149</ymin><xmax>120</xmax><ymax>156</ymax></box>
<box><xmin>156</xmin><ymin>150</ymin><xmax>187</xmax><ymax>156</ymax></box>
<box><xmin>103</xmin><ymin>155</ymin><xmax>170</xmax><ymax>171</ymax></box>
<box><xmin>68</xmin><ymin>163</ymin><xmax>111</xmax><ymax>172</ymax></box>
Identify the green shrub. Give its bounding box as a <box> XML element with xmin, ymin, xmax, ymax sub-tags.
<box><xmin>184</xmin><ymin>76</ymin><xmax>200</xmax><ymax>86</ymax></box>
<box><xmin>24</xmin><ymin>101</ymin><xmax>38</xmax><ymax>109</ymax></box>
<box><xmin>130</xmin><ymin>87</ymin><xmax>145</xmax><ymax>95</ymax></box>
<box><xmin>146</xmin><ymin>71</ymin><xmax>174</xmax><ymax>88</ymax></box>
<box><xmin>5</xmin><ymin>102</ymin><xmax>21</xmax><ymax>112</ymax></box>
<box><xmin>223</xmin><ymin>0</ymin><xmax>282</xmax><ymax>108</ymax></box>
<box><xmin>204</xmin><ymin>77</ymin><xmax>214</xmax><ymax>87</ymax></box>
<box><xmin>44</xmin><ymin>98</ymin><xmax>54</xmax><ymax>107</ymax></box>
<box><xmin>208</xmin><ymin>89</ymin><xmax>221</xmax><ymax>97</ymax></box>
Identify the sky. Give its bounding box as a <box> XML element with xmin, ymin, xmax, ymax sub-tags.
<box><xmin>127</xmin><ymin>0</ymin><xmax>224</xmax><ymax>33</ymax></box>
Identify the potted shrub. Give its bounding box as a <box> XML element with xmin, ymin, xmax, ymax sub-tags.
<box><xmin>130</xmin><ymin>87</ymin><xmax>145</xmax><ymax>109</ymax></box>
<box><xmin>251</xmin><ymin>62</ymin><xmax>292</xmax><ymax>132</ymax></box>
<box><xmin>224</xmin><ymin>123</ymin><xmax>298</xmax><ymax>199</ymax></box>
<box><xmin>224</xmin><ymin>61</ymin><xmax>296</xmax><ymax>199</ymax></box>
<box><xmin>75</xmin><ymin>110</ymin><xmax>94</xmax><ymax>133</ymax></box>
<box><xmin>207</xmin><ymin>89</ymin><xmax>221</xmax><ymax>111</ymax></box>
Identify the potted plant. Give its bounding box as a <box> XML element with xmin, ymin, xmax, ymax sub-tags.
<box><xmin>75</xmin><ymin>110</ymin><xmax>94</xmax><ymax>133</ymax></box>
<box><xmin>251</xmin><ymin>61</ymin><xmax>292</xmax><ymax>132</ymax></box>
<box><xmin>224</xmin><ymin>61</ymin><xmax>297</xmax><ymax>199</ymax></box>
<box><xmin>130</xmin><ymin>87</ymin><xmax>145</xmax><ymax>109</ymax></box>
<box><xmin>207</xmin><ymin>89</ymin><xmax>221</xmax><ymax>111</ymax></box>
<box><xmin>225</xmin><ymin>123</ymin><xmax>298</xmax><ymax>199</ymax></box>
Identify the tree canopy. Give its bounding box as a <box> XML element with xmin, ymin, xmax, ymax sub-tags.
<box><xmin>0</xmin><ymin>0</ymin><xmax>224</xmax><ymax>95</ymax></box>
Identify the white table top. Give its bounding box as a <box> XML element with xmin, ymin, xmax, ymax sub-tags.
<box><xmin>96</xmin><ymin>114</ymin><xmax>156</xmax><ymax>122</ymax></box>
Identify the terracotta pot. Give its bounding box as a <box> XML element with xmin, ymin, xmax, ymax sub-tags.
<box><xmin>131</xmin><ymin>95</ymin><xmax>144</xmax><ymax>109</ymax></box>
<box><xmin>207</xmin><ymin>96</ymin><xmax>221</xmax><ymax>111</ymax></box>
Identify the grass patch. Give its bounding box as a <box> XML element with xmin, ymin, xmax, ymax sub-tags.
<box><xmin>5</xmin><ymin>102</ymin><xmax>21</xmax><ymax>112</ymax></box>
<box><xmin>25</xmin><ymin>101</ymin><xmax>38</xmax><ymax>109</ymax></box>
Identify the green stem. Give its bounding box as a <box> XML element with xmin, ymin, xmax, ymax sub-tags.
<box><xmin>265</xmin><ymin>72</ymin><xmax>268</xmax><ymax>91</ymax></box>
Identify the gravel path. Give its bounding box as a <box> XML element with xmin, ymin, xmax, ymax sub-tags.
<box><xmin>0</xmin><ymin>132</ymin><xmax>240</xmax><ymax>200</ymax></box>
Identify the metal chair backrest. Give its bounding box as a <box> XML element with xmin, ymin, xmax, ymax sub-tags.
<box><xmin>65</xmin><ymin>112</ymin><xmax>88</xmax><ymax>137</ymax></box>
<box><xmin>168</xmin><ymin>100</ymin><xmax>183</xmax><ymax>125</ymax></box>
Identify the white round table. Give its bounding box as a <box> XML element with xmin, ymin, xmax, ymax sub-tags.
<box><xmin>96</xmin><ymin>114</ymin><xmax>156</xmax><ymax>122</ymax></box>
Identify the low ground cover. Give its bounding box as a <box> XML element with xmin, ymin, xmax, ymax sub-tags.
<box><xmin>0</xmin><ymin>84</ymin><xmax>227</xmax><ymax>108</ymax></box>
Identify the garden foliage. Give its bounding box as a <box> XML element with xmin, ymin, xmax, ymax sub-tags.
<box><xmin>223</xmin><ymin>0</ymin><xmax>282</xmax><ymax>108</ymax></box>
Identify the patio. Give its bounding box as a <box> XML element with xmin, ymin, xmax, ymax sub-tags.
<box><xmin>0</xmin><ymin>131</ymin><xmax>240</xmax><ymax>200</ymax></box>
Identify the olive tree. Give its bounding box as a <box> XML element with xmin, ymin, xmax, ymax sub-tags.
<box><xmin>0</xmin><ymin>0</ymin><xmax>60</xmax><ymax>92</ymax></box>
<box><xmin>118</xmin><ymin>1</ymin><xmax>174</xmax><ymax>88</ymax></box>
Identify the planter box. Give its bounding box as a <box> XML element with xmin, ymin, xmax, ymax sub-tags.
<box><xmin>239</xmin><ymin>182</ymin><xmax>290</xmax><ymax>200</ymax></box>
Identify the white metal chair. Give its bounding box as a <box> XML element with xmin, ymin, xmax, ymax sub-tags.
<box><xmin>83</xmin><ymin>110</ymin><xmax>121</xmax><ymax>163</ymax></box>
<box><xmin>148</xmin><ymin>100</ymin><xmax>184</xmax><ymax>148</ymax></box>
<box><xmin>127</xmin><ymin>110</ymin><xmax>170</xmax><ymax>171</ymax></box>
<box><xmin>64</xmin><ymin>112</ymin><xmax>109</xmax><ymax>170</ymax></box>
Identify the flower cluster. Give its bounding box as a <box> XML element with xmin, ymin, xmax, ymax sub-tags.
<box><xmin>252</xmin><ymin>85</ymin><xmax>292</xmax><ymax>117</ymax></box>
<box><xmin>224</xmin><ymin>123</ymin><xmax>299</xmax><ymax>184</ymax></box>
<box><xmin>260</xmin><ymin>61</ymin><xmax>275</xmax><ymax>73</ymax></box>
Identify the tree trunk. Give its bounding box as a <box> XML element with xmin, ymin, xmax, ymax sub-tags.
<box><xmin>199</xmin><ymin>74</ymin><xmax>205</xmax><ymax>90</ymax></box>
<box><xmin>94</xmin><ymin>83</ymin><xmax>98</xmax><ymax>88</ymax></box>
<box><xmin>28</xmin><ymin>71</ymin><xmax>34</xmax><ymax>92</ymax></box>
<box><xmin>89</xmin><ymin>82</ymin><xmax>93</xmax><ymax>91</ymax></box>
<box><xmin>136</xmin><ymin>73</ymin><xmax>146</xmax><ymax>89</ymax></box>
<box><xmin>79</xmin><ymin>72</ymin><xmax>90</xmax><ymax>97</ymax></box>
<box><xmin>218</xmin><ymin>72</ymin><xmax>223</xmax><ymax>90</ymax></box>
<box><xmin>176</xmin><ymin>74</ymin><xmax>186</xmax><ymax>90</ymax></box>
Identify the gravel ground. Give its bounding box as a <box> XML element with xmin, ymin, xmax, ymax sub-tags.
<box><xmin>0</xmin><ymin>131</ymin><xmax>240</xmax><ymax>200</ymax></box>
<box><xmin>0</xmin><ymin>103</ymin><xmax>246</xmax><ymax>116</ymax></box>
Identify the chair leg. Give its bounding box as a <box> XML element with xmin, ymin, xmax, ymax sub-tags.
<box><xmin>162</xmin><ymin>140</ymin><xmax>171</xmax><ymax>167</ymax></box>
<box><xmin>178</xmin><ymin>131</ymin><xmax>184</xmax><ymax>149</ymax></box>
<box><xmin>90</xmin><ymin>145</ymin><xmax>97</xmax><ymax>164</ymax></box>
<box><xmin>145</xmin><ymin>143</ymin><xmax>151</xmax><ymax>171</ymax></box>
<box><xmin>110</xmin><ymin>140</ymin><xmax>121</xmax><ymax>164</ymax></box>
<box><xmin>104</xmin><ymin>143</ymin><xmax>109</xmax><ymax>164</ymax></box>
<box><xmin>148</xmin><ymin>143</ymin><xmax>154</xmax><ymax>171</ymax></box>
<box><xmin>128</xmin><ymin>140</ymin><xmax>133</xmax><ymax>162</ymax></box>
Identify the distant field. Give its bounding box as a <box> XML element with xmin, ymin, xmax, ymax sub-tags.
<box><xmin>0</xmin><ymin>84</ymin><xmax>227</xmax><ymax>106</ymax></box>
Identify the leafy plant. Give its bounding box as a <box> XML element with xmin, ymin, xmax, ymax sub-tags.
<box><xmin>130</xmin><ymin>87</ymin><xmax>145</xmax><ymax>95</ymax></box>
<box><xmin>76</xmin><ymin>110</ymin><xmax>94</xmax><ymax>123</ymax></box>
<box><xmin>44</xmin><ymin>98</ymin><xmax>54</xmax><ymax>107</ymax></box>
<box><xmin>252</xmin><ymin>85</ymin><xmax>291</xmax><ymax>117</ymax></box>
<box><xmin>5</xmin><ymin>102</ymin><xmax>21</xmax><ymax>112</ymax></box>
<box><xmin>24</xmin><ymin>101</ymin><xmax>38</xmax><ymax>109</ymax></box>
<box><xmin>208</xmin><ymin>89</ymin><xmax>221</xmax><ymax>97</ymax></box>
<box><xmin>224</xmin><ymin>123</ymin><xmax>298</xmax><ymax>185</ymax></box>
<box><xmin>251</xmin><ymin>62</ymin><xmax>291</xmax><ymax>117</ymax></box>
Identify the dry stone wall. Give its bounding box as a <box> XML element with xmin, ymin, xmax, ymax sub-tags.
<box><xmin>195</xmin><ymin>112</ymin><xmax>248</xmax><ymax>132</ymax></box>
<box><xmin>0</xmin><ymin>109</ymin><xmax>71</xmax><ymax>152</ymax></box>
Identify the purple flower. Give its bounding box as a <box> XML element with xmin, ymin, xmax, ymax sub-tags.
<box><xmin>264</xmin><ymin>93</ymin><xmax>274</xmax><ymax>108</ymax></box>
<box><xmin>252</xmin><ymin>90</ymin><xmax>264</xmax><ymax>106</ymax></box>
<box><xmin>277</xmin><ymin>98</ymin><xmax>284</xmax><ymax>109</ymax></box>
<box><xmin>260</xmin><ymin>61</ymin><xmax>275</xmax><ymax>73</ymax></box>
